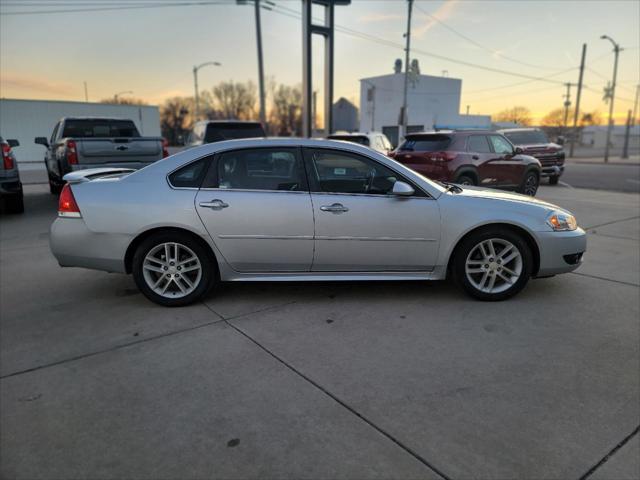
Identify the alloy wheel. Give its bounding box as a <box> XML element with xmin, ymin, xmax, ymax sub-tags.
<box><xmin>523</xmin><ymin>174</ymin><xmax>538</xmax><ymax>196</ymax></box>
<box><xmin>465</xmin><ymin>238</ymin><xmax>523</xmax><ymax>294</ymax></box>
<box><xmin>142</xmin><ymin>242</ymin><xmax>202</xmax><ymax>298</ymax></box>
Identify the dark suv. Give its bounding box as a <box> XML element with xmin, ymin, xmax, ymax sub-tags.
<box><xmin>499</xmin><ymin>128</ymin><xmax>565</xmax><ymax>185</ymax></box>
<box><xmin>389</xmin><ymin>130</ymin><xmax>542</xmax><ymax>195</ymax></box>
<box><xmin>186</xmin><ymin>121</ymin><xmax>265</xmax><ymax>148</ymax></box>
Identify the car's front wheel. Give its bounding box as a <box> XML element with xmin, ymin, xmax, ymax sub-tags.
<box><xmin>452</xmin><ymin>229</ymin><xmax>533</xmax><ymax>301</ymax></box>
<box><xmin>549</xmin><ymin>175</ymin><xmax>560</xmax><ymax>185</ymax></box>
<box><xmin>518</xmin><ymin>170</ymin><xmax>539</xmax><ymax>196</ymax></box>
<box><xmin>132</xmin><ymin>232</ymin><xmax>216</xmax><ymax>307</ymax></box>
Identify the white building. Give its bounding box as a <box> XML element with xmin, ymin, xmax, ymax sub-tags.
<box><xmin>580</xmin><ymin>125</ymin><xmax>640</xmax><ymax>149</ymax></box>
<box><xmin>0</xmin><ymin>98</ymin><xmax>161</xmax><ymax>163</ymax></box>
<box><xmin>360</xmin><ymin>72</ymin><xmax>491</xmax><ymax>146</ymax></box>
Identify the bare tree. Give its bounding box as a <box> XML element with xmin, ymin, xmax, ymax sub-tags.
<box><xmin>212</xmin><ymin>80</ymin><xmax>257</xmax><ymax>120</ymax></box>
<box><xmin>494</xmin><ymin>106</ymin><xmax>532</xmax><ymax>126</ymax></box>
<box><xmin>160</xmin><ymin>96</ymin><xmax>193</xmax><ymax>145</ymax></box>
<box><xmin>269</xmin><ymin>83</ymin><xmax>302</xmax><ymax>136</ymax></box>
<box><xmin>580</xmin><ymin>110</ymin><xmax>603</xmax><ymax>126</ymax></box>
<box><xmin>541</xmin><ymin>108</ymin><xmax>565</xmax><ymax>127</ymax></box>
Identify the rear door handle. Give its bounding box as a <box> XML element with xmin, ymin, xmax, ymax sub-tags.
<box><xmin>199</xmin><ymin>199</ymin><xmax>229</xmax><ymax>210</ymax></box>
<box><xmin>472</xmin><ymin>155</ymin><xmax>479</xmax><ymax>160</ymax></box>
<box><xmin>320</xmin><ymin>203</ymin><xmax>349</xmax><ymax>213</ymax></box>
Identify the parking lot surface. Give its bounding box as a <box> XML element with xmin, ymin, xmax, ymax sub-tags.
<box><xmin>1</xmin><ymin>184</ymin><xmax>639</xmax><ymax>479</ymax></box>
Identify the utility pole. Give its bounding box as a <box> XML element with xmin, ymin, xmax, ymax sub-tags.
<box><xmin>83</xmin><ymin>81</ymin><xmax>88</xmax><ymax>102</ymax></box>
<box><xmin>601</xmin><ymin>35</ymin><xmax>621</xmax><ymax>163</ymax></box>
<box><xmin>466</xmin><ymin>105</ymin><xmax>470</xmax><ymax>115</ymax></box>
<box><xmin>562</xmin><ymin>83</ymin><xmax>573</xmax><ymax>130</ymax></box>
<box><xmin>369</xmin><ymin>85</ymin><xmax>376</xmax><ymax>131</ymax></box>
<box><xmin>399</xmin><ymin>0</ymin><xmax>414</xmax><ymax>141</ymax></box>
<box><xmin>622</xmin><ymin>109</ymin><xmax>632</xmax><ymax>159</ymax></box>
<box><xmin>569</xmin><ymin>43</ymin><xmax>586</xmax><ymax>158</ymax></box>
<box><xmin>254</xmin><ymin>0</ymin><xmax>266</xmax><ymax>127</ymax></box>
<box><xmin>312</xmin><ymin>90</ymin><xmax>317</xmax><ymax>132</ymax></box>
<box><xmin>632</xmin><ymin>84</ymin><xmax>639</xmax><ymax>126</ymax></box>
<box><xmin>193</xmin><ymin>61</ymin><xmax>221</xmax><ymax>121</ymax></box>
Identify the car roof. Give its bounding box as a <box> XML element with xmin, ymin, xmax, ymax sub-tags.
<box><xmin>61</xmin><ymin>117</ymin><xmax>132</xmax><ymax>121</ymax></box>
<box><xmin>199</xmin><ymin>120</ymin><xmax>263</xmax><ymax>125</ymax></box>
<box><xmin>406</xmin><ymin>130</ymin><xmax>495</xmax><ymax>138</ymax></box>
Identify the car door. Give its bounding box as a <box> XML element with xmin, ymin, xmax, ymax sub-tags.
<box><xmin>304</xmin><ymin>148</ymin><xmax>440</xmax><ymax>272</ymax></box>
<box><xmin>488</xmin><ymin>134</ymin><xmax>524</xmax><ymax>188</ymax></box>
<box><xmin>195</xmin><ymin>147</ymin><xmax>314</xmax><ymax>272</ymax></box>
<box><xmin>466</xmin><ymin>134</ymin><xmax>497</xmax><ymax>186</ymax></box>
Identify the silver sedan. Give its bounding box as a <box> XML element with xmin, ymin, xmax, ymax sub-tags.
<box><xmin>50</xmin><ymin>138</ymin><xmax>586</xmax><ymax>306</ymax></box>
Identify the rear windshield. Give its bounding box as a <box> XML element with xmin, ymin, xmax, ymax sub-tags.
<box><xmin>327</xmin><ymin>135</ymin><xmax>370</xmax><ymax>146</ymax></box>
<box><xmin>399</xmin><ymin>135</ymin><xmax>451</xmax><ymax>152</ymax></box>
<box><xmin>503</xmin><ymin>130</ymin><xmax>549</xmax><ymax>145</ymax></box>
<box><xmin>204</xmin><ymin>123</ymin><xmax>265</xmax><ymax>143</ymax></box>
<box><xmin>62</xmin><ymin>119</ymin><xmax>140</xmax><ymax>138</ymax></box>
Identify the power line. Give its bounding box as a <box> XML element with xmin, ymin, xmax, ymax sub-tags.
<box><xmin>0</xmin><ymin>1</ymin><xmax>233</xmax><ymax>15</ymax></box>
<box><xmin>413</xmin><ymin>2</ymin><xmax>562</xmax><ymax>71</ymax></box>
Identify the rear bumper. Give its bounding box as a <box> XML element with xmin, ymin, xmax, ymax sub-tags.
<box><xmin>50</xmin><ymin>217</ymin><xmax>130</xmax><ymax>273</ymax></box>
<box><xmin>0</xmin><ymin>178</ymin><xmax>23</xmax><ymax>196</ymax></box>
<box><xmin>534</xmin><ymin>228</ymin><xmax>586</xmax><ymax>276</ymax></box>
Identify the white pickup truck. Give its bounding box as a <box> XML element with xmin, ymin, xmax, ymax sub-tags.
<box><xmin>35</xmin><ymin>117</ymin><xmax>168</xmax><ymax>194</ymax></box>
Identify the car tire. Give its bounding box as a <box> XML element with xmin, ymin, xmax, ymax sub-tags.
<box><xmin>132</xmin><ymin>231</ymin><xmax>216</xmax><ymax>307</ymax></box>
<box><xmin>455</xmin><ymin>174</ymin><xmax>476</xmax><ymax>186</ymax></box>
<box><xmin>452</xmin><ymin>228</ymin><xmax>533</xmax><ymax>301</ymax></box>
<box><xmin>518</xmin><ymin>170</ymin><xmax>539</xmax><ymax>196</ymax></box>
<box><xmin>549</xmin><ymin>175</ymin><xmax>560</xmax><ymax>185</ymax></box>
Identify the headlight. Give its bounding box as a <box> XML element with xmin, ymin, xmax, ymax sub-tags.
<box><xmin>547</xmin><ymin>211</ymin><xmax>577</xmax><ymax>231</ymax></box>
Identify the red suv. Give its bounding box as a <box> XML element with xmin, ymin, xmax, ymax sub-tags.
<box><xmin>389</xmin><ymin>130</ymin><xmax>542</xmax><ymax>195</ymax></box>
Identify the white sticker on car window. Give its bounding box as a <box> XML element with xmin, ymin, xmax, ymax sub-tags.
<box><xmin>334</xmin><ymin>168</ymin><xmax>346</xmax><ymax>175</ymax></box>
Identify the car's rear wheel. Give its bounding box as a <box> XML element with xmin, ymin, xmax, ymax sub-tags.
<box><xmin>519</xmin><ymin>170</ymin><xmax>539</xmax><ymax>196</ymax></box>
<box><xmin>452</xmin><ymin>229</ymin><xmax>533</xmax><ymax>301</ymax></box>
<box><xmin>132</xmin><ymin>232</ymin><xmax>216</xmax><ymax>307</ymax></box>
<box><xmin>455</xmin><ymin>174</ymin><xmax>476</xmax><ymax>186</ymax></box>
<box><xmin>549</xmin><ymin>175</ymin><xmax>560</xmax><ymax>185</ymax></box>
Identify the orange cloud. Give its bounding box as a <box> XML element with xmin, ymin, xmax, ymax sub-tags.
<box><xmin>0</xmin><ymin>72</ymin><xmax>76</xmax><ymax>96</ymax></box>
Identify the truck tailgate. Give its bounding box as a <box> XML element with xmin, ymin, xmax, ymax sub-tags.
<box><xmin>77</xmin><ymin>138</ymin><xmax>162</xmax><ymax>164</ymax></box>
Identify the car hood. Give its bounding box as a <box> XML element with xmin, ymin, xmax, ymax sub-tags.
<box><xmin>452</xmin><ymin>186</ymin><xmax>562</xmax><ymax>211</ymax></box>
<box><xmin>519</xmin><ymin>143</ymin><xmax>563</xmax><ymax>153</ymax></box>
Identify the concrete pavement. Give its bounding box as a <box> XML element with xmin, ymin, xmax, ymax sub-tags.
<box><xmin>1</xmin><ymin>184</ymin><xmax>638</xmax><ymax>479</ymax></box>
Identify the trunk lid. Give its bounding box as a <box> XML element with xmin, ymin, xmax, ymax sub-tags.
<box><xmin>77</xmin><ymin>138</ymin><xmax>163</xmax><ymax>164</ymax></box>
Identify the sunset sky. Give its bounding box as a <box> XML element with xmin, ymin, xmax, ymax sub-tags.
<box><xmin>1</xmin><ymin>0</ymin><xmax>638</xmax><ymax>123</ymax></box>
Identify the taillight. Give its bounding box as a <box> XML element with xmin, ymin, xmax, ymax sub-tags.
<box><xmin>162</xmin><ymin>138</ymin><xmax>169</xmax><ymax>158</ymax></box>
<box><xmin>1</xmin><ymin>143</ymin><xmax>14</xmax><ymax>170</ymax></box>
<box><xmin>66</xmin><ymin>139</ymin><xmax>78</xmax><ymax>165</ymax></box>
<box><xmin>58</xmin><ymin>184</ymin><xmax>81</xmax><ymax>217</ymax></box>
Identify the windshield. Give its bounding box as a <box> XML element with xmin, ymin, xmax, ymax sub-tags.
<box><xmin>204</xmin><ymin>123</ymin><xmax>265</xmax><ymax>142</ymax></box>
<box><xmin>503</xmin><ymin>130</ymin><xmax>549</xmax><ymax>145</ymax></box>
<box><xmin>328</xmin><ymin>135</ymin><xmax>370</xmax><ymax>146</ymax></box>
<box><xmin>399</xmin><ymin>135</ymin><xmax>451</xmax><ymax>151</ymax></box>
<box><xmin>62</xmin><ymin>119</ymin><xmax>140</xmax><ymax>138</ymax></box>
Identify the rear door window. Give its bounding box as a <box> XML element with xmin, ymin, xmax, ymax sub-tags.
<box><xmin>467</xmin><ymin>135</ymin><xmax>492</xmax><ymax>153</ymax></box>
<box><xmin>216</xmin><ymin>148</ymin><xmax>305</xmax><ymax>191</ymax></box>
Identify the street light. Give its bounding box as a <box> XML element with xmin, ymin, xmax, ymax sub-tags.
<box><xmin>193</xmin><ymin>61</ymin><xmax>221</xmax><ymax>121</ymax></box>
<box><xmin>601</xmin><ymin>34</ymin><xmax>621</xmax><ymax>163</ymax></box>
<box><xmin>114</xmin><ymin>90</ymin><xmax>133</xmax><ymax>102</ymax></box>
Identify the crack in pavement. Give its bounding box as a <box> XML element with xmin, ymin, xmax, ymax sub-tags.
<box><xmin>579</xmin><ymin>425</ymin><xmax>640</xmax><ymax>480</ymax></box>
<box><xmin>212</xmin><ymin>303</ymin><xmax>451</xmax><ymax>480</ymax></box>
<box><xmin>570</xmin><ymin>271</ymin><xmax>640</xmax><ymax>288</ymax></box>
<box><xmin>585</xmin><ymin>215</ymin><xmax>640</xmax><ymax>230</ymax></box>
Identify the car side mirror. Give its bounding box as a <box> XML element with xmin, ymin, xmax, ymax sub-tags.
<box><xmin>514</xmin><ymin>147</ymin><xmax>524</xmax><ymax>154</ymax></box>
<box><xmin>7</xmin><ymin>139</ymin><xmax>19</xmax><ymax>148</ymax></box>
<box><xmin>392</xmin><ymin>181</ymin><xmax>414</xmax><ymax>196</ymax></box>
<box><xmin>35</xmin><ymin>137</ymin><xmax>49</xmax><ymax>147</ymax></box>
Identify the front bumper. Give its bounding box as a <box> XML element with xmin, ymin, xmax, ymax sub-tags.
<box><xmin>50</xmin><ymin>217</ymin><xmax>130</xmax><ymax>273</ymax></box>
<box><xmin>540</xmin><ymin>165</ymin><xmax>565</xmax><ymax>178</ymax></box>
<box><xmin>534</xmin><ymin>227</ymin><xmax>587</xmax><ymax>276</ymax></box>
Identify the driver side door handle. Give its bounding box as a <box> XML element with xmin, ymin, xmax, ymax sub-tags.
<box><xmin>199</xmin><ymin>199</ymin><xmax>229</xmax><ymax>210</ymax></box>
<box><xmin>320</xmin><ymin>203</ymin><xmax>349</xmax><ymax>214</ymax></box>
